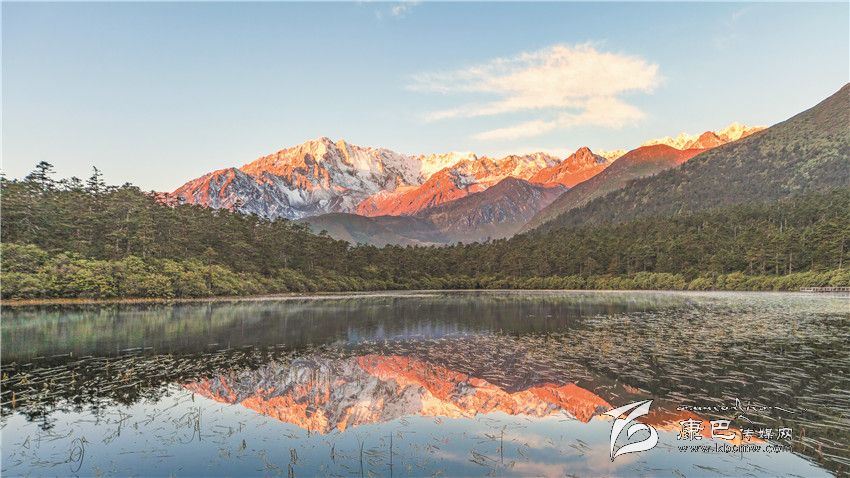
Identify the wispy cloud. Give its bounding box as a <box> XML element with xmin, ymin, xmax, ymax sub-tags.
<box><xmin>375</xmin><ymin>1</ymin><xmax>420</xmax><ymax>20</ymax></box>
<box><xmin>714</xmin><ymin>6</ymin><xmax>753</xmax><ymax>50</ymax></box>
<box><xmin>409</xmin><ymin>43</ymin><xmax>660</xmax><ymax>141</ymax></box>
<box><xmin>391</xmin><ymin>1</ymin><xmax>418</xmax><ymax>17</ymax></box>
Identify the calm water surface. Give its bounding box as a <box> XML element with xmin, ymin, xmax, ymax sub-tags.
<box><xmin>2</xmin><ymin>291</ymin><xmax>848</xmax><ymax>477</ymax></box>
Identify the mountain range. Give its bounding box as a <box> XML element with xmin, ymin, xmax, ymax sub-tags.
<box><xmin>169</xmin><ymin>120</ymin><xmax>767</xmax><ymax>245</ymax></box>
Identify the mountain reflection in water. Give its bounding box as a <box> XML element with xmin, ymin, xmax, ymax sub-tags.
<box><xmin>185</xmin><ymin>354</ymin><xmax>612</xmax><ymax>433</ymax></box>
<box><xmin>2</xmin><ymin>291</ymin><xmax>847</xmax><ymax>476</ymax></box>
<box><xmin>184</xmin><ymin>351</ymin><xmax>760</xmax><ymax>448</ymax></box>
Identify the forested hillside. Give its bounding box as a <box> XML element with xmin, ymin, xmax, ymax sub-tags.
<box><xmin>1</xmin><ymin>164</ymin><xmax>364</xmax><ymax>297</ymax></box>
<box><xmin>3</xmin><ymin>163</ymin><xmax>848</xmax><ymax>299</ymax></box>
<box><xmin>531</xmin><ymin>83</ymin><xmax>850</xmax><ymax>233</ymax></box>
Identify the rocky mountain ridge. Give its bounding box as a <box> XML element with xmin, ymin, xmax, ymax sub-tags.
<box><xmin>169</xmin><ymin>121</ymin><xmax>765</xmax><ymax>244</ymax></box>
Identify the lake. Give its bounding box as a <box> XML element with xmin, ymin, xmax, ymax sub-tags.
<box><xmin>2</xmin><ymin>291</ymin><xmax>848</xmax><ymax>477</ymax></box>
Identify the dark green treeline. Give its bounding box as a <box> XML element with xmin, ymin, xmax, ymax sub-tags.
<box><xmin>2</xmin><ymin>163</ymin><xmax>848</xmax><ymax>299</ymax></box>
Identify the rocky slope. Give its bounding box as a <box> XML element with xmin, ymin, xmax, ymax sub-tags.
<box><xmin>529</xmin><ymin>147</ymin><xmax>612</xmax><ymax>188</ymax></box>
<box><xmin>172</xmin><ymin>137</ymin><xmax>423</xmax><ymax>219</ymax></box>
<box><xmin>356</xmin><ymin>153</ymin><xmax>560</xmax><ymax>217</ymax></box>
<box><xmin>305</xmin><ymin>177</ymin><xmax>567</xmax><ymax>245</ymax></box>
<box><xmin>417</xmin><ymin>177</ymin><xmax>567</xmax><ymax>242</ymax></box>
<box><xmin>355</xmin><ymin>165</ymin><xmax>489</xmax><ymax>217</ymax></box>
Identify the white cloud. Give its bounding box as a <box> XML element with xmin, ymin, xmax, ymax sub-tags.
<box><xmin>474</xmin><ymin>97</ymin><xmax>645</xmax><ymax>141</ymax></box>
<box><xmin>474</xmin><ymin>119</ymin><xmax>559</xmax><ymax>141</ymax></box>
<box><xmin>391</xmin><ymin>2</ymin><xmax>418</xmax><ymax>17</ymax></box>
<box><xmin>375</xmin><ymin>1</ymin><xmax>419</xmax><ymax>19</ymax></box>
<box><xmin>409</xmin><ymin>43</ymin><xmax>660</xmax><ymax>140</ymax></box>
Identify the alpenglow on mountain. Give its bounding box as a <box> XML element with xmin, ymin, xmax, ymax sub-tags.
<box><xmin>170</xmin><ymin>123</ymin><xmax>763</xmax><ymax>225</ymax></box>
<box><xmin>356</xmin><ymin>152</ymin><xmax>562</xmax><ymax>217</ymax></box>
<box><xmin>171</xmin><ymin>138</ymin><xmax>423</xmax><ymax>220</ymax></box>
<box><xmin>171</xmin><ymin>140</ymin><xmax>567</xmax><ymax>220</ymax></box>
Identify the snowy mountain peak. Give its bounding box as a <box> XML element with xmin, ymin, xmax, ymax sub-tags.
<box><xmin>417</xmin><ymin>152</ymin><xmax>478</xmax><ymax>180</ymax></box>
<box><xmin>170</xmin><ymin>124</ymin><xmax>756</xmax><ymax>222</ymax></box>
<box><xmin>597</xmin><ymin>149</ymin><xmax>626</xmax><ymax>161</ymax></box>
<box><xmin>484</xmin><ymin>152</ymin><xmax>561</xmax><ymax>182</ymax></box>
<box><xmin>716</xmin><ymin>122</ymin><xmax>764</xmax><ymax>142</ymax></box>
<box><xmin>175</xmin><ymin>138</ymin><xmax>423</xmax><ymax>219</ymax></box>
<box><xmin>642</xmin><ymin>131</ymin><xmax>699</xmax><ymax>150</ymax></box>
<box><xmin>572</xmin><ymin>147</ymin><xmax>607</xmax><ymax>165</ymax></box>
<box><xmin>528</xmin><ymin>147</ymin><xmax>611</xmax><ymax>188</ymax></box>
<box><xmin>354</xmin><ymin>152</ymin><xmax>559</xmax><ymax>217</ymax></box>
<box><xmin>642</xmin><ymin>123</ymin><xmax>764</xmax><ymax>150</ymax></box>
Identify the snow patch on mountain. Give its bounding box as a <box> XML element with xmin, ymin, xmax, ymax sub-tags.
<box><xmin>417</xmin><ymin>152</ymin><xmax>477</xmax><ymax>180</ymax></box>
<box><xmin>642</xmin><ymin>123</ymin><xmax>764</xmax><ymax>150</ymax></box>
<box><xmin>170</xmin><ymin>125</ymin><xmax>756</xmax><ymax>222</ymax></box>
<box><xmin>596</xmin><ymin>149</ymin><xmax>626</xmax><ymax>161</ymax></box>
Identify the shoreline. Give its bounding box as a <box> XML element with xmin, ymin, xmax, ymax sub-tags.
<box><xmin>3</xmin><ymin>288</ymin><xmax>845</xmax><ymax>307</ymax></box>
<box><xmin>0</xmin><ymin>291</ymin><xmax>441</xmax><ymax>307</ymax></box>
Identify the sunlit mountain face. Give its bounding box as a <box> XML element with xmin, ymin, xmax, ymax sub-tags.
<box><xmin>529</xmin><ymin>147</ymin><xmax>612</xmax><ymax>188</ymax></box>
<box><xmin>165</xmin><ymin>124</ymin><xmax>766</xmax><ymax>246</ymax></box>
<box><xmin>355</xmin><ymin>153</ymin><xmax>562</xmax><ymax>217</ymax></box>
<box><xmin>168</xmin><ymin>124</ymin><xmax>761</xmax><ymax>224</ymax></box>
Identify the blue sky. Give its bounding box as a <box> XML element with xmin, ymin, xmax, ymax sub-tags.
<box><xmin>3</xmin><ymin>2</ymin><xmax>848</xmax><ymax>191</ymax></box>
